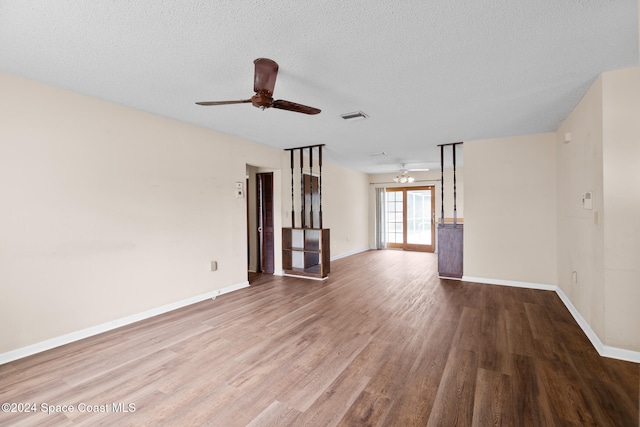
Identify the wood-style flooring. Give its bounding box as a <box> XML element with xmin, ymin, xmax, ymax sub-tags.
<box><xmin>1</xmin><ymin>250</ymin><xmax>638</xmax><ymax>426</ymax></box>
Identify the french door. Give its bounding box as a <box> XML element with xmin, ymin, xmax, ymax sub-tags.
<box><xmin>386</xmin><ymin>186</ymin><xmax>435</xmax><ymax>252</ymax></box>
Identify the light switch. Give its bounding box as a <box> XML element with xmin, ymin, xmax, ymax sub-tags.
<box><xmin>582</xmin><ymin>192</ymin><xmax>592</xmax><ymax>209</ymax></box>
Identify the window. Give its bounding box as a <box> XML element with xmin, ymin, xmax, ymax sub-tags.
<box><xmin>385</xmin><ymin>186</ymin><xmax>435</xmax><ymax>252</ymax></box>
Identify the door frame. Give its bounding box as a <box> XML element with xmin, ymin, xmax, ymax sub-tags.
<box><xmin>386</xmin><ymin>186</ymin><xmax>435</xmax><ymax>252</ymax></box>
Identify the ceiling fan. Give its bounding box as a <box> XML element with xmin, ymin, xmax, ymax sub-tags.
<box><xmin>394</xmin><ymin>164</ymin><xmax>415</xmax><ymax>183</ymax></box>
<box><xmin>196</xmin><ymin>58</ymin><xmax>321</xmax><ymax>115</ymax></box>
<box><xmin>393</xmin><ymin>163</ymin><xmax>431</xmax><ymax>183</ymax></box>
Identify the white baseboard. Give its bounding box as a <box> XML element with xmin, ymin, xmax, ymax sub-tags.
<box><xmin>554</xmin><ymin>287</ymin><xmax>640</xmax><ymax>363</ymax></box>
<box><xmin>217</xmin><ymin>281</ymin><xmax>250</xmax><ymax>295</ymax></box>
<box><xmin>0</xmin><ymin>281</ymin><xmax>249</xmax><ymax>365</ymax></box>
<box><xmin>330</xmin><ymin>247</ymin><xmax>369</xmax><ymax>261</ymax></box>
<box><xmin>462</xmin><ymin>276</ymin><xmax>557</xmax><ymax>291</ymax></box>
<box><xmin>462</xmin><ymin>276</ymin><xmax>640</xmax><ymax>364</ymax></box>
<box><xmin>282</xmin><ymin>273</ymin><xmax>328</xmax><ymax>281</ymax></box>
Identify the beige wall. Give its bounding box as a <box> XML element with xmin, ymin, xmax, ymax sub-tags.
<box><xmin>601</xmin><ymin>67</ymin><xmax>640</xmax><ymax>350</ymax></box>
<box><xmin>557</xmin><ymin>67</ymin><xmax>640</xmax><ymax>352</ymax></box>
<box><xmin>0</xmin><ymin>73</ymin><xmax>369</xmax><ymax>355</ymax></box>
<box><xmin>322</xmin><ymin>162</ymin><xmax>370</xmax><ymax>257</ymax></box>
<box><xmin>556</xmin><ymin>77</ymin><xmax>606</xmax><ymax>338</ymax></box>
<box><xmin>464</xmin><ymin>133</ymin><xmax>557</xmax><ymax>286</ymax></box>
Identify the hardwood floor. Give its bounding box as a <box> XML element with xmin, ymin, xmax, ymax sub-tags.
<box><xmin>1</xmin><ymin>250</ymin><xmax>638</xmax><ymax>426</ymax></box>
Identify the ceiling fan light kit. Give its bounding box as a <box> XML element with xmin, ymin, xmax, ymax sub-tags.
<box><xmin>196</xmin><ymin>58</ymin><xmax>321</xmax><ymax>115</ymax></box>
<box><xmin>394</xmin><ymin>165</ymin><xmax>415</xmax><ymax>184</ymax></box>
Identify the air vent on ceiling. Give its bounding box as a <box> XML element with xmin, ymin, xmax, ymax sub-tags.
<box><xmin>340</xmin><ymin>111</ymin><xmax>368</xmax><ymax>121</ymax></box>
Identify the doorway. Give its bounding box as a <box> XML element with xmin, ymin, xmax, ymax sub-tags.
<box><xmin>256</xmin><ymin>172</ymin><xmax>274</xmax><ymax>274</ymax></box>
<box><xmin>386</xmin><ymin>186</ymin><xmax>435</xmax><ymax>252</ymax></box>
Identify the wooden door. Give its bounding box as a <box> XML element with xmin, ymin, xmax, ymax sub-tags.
<box><xmin>257</xmin><ymin>172</ymin><xmax>274</xmax><ymax>274</ymax></box>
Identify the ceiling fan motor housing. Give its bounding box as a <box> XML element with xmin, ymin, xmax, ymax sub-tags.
<box><xmin>251</xmin><ymin>91</ymin><xmax>274</xmax><ymax>108</ymax></box>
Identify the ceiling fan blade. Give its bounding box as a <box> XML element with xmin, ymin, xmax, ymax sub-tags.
<box><xmin>254</xmin><ymin>58</ymin><xmax>278</xmax><ymax>95</ymax></box>
<box><xmin>195</xmin><ymin>99</ymin><xmax>252</xmax><ymax>106</ymax></box>
<box><xmin>272</xmin><ymin>99</ymin><xmax>321</xmax><ymax>115</ymax></box>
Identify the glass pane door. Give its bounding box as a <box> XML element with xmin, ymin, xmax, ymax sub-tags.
<box><xmin>385</xmin><ymin>186</ymin><xmax>434</xmax><ymax>252</ymax></box>
<box><xmin>386</xmin><ymin>190</ymin><xmax>403</xmax><ymax>245</ymax></box>
<box><xmin>407</xmin><ymin>189</ymin><xmax>432</xmax><ymax>246</ymax></box>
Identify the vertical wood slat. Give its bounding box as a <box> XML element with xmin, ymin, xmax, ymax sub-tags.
<box><xmin>309</xmin><ymin>147</ymin><xmax>314</xmax><ymax>229</ymax></box>
<box><xmin>290</xmin><ymin>149</ymin><xmax>295</xmax><ymax>228</ymax></box>
<box><xmin>285</xmin><ymin>144</ymin><xmax>325</xmax><ymax>230</ymax></box>
<box><xmin>319</xmin><ymin>145</ymin><xmax>323</xmax><ymax>228</ymax></box>
<box><xmin>440</xmin><ymin>144</ymin><xmax>444</xmax><ymax>225</ymax></box>
<box><xmin>300</xmin><ymin>148</ymin><xmax>305</xmax><ymax>228</ymax></box>
<box><xmin>453</xmin><ymin>143</ymin><xmax>457</xmax><ymax>225</ymax></box>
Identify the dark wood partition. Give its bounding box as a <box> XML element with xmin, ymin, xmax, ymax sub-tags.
<box><xmin>437</xmin><ymin>142</ymin><xmax>463</xmax><ymax>279</ymax></box>
<box><xmin>283</xmin><ymin>144</ymin><xmax>330</xmax><ymax>279</ymax></box>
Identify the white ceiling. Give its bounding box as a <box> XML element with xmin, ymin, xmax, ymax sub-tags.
<box><xmin>1</xmin><ymin>1</ymin><xmax>638</xmax><ymax>173</ymax></box>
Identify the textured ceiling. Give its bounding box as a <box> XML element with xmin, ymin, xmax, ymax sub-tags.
<box><xmin>1</xmin><ymin>1</ymin><xmax>638</xmax><ymax>173</ymax></box>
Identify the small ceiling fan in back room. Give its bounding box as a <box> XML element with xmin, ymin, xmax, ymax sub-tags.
<box><xmin>196</xmin><ymin>58</ymin><xmax>321</xmax><ymax>115</ymax></box>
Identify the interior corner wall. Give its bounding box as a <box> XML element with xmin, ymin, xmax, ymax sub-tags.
<box><xmin>557</xmin><ymin>67</ymin><xmax>640</xmax><ymax>352</ymax></box>
<box><xmin>321</xmin><ymin>162</ymin><xmax>370</xmax><ymax>257</ymax></box>
<box><xmin>601</xmin><ymin>67</ymin><xmax>640</xmax><ymax>351</ymax></box>
<box><xmin>0</xmin><ymin>73</ymin><xmax>294</xmax><ymax>355</ymax></box>
<box><xmin>464</xmin><ymin>133</ymin><xmax>557</xmax><ymax>286</ymax></box>
<box><xmin>556</xmin><ymin>76</ymin><xmax>606</xmax><ymax>340</ymax></box>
